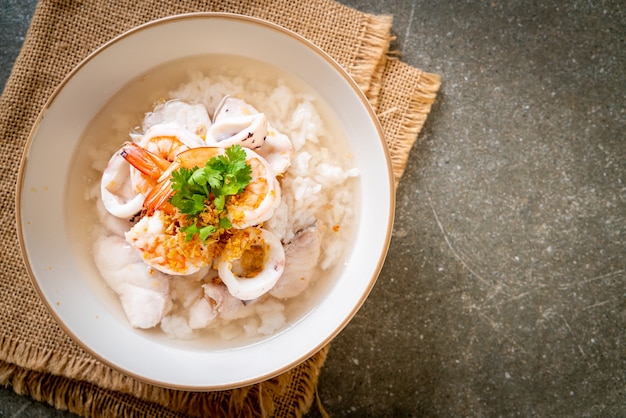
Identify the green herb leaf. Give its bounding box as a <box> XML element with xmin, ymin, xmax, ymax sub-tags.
<box><xmin>180</xmin><ymin>224</ymin><xmax>199</xmax><ymax>241</ymax></box>
<box><xmin>213</xmin><ymin>194</ymin><xmax>226</xmax><ymax>212</ymax></box>
<box><xmin>219</xmin><ymin>216</ymin><xmax>232</xmax><ymax>229</ymax></box>
<box><xmin>198</xmin><ymin>225</ymin><xmax>217</xmax><ymax>242</ymax></box>
<box><xmin>168</xmin><ymin>145</ymin><xmax>252</xmax><ymax>242</ymax></box>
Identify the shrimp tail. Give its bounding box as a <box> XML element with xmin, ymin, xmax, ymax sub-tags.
<box><xmin>120</xmin><ymin>141</ymin><xmax>170</xmax><ymax>180</ymax></box>
<box><xmin>143</xmin><ymin>163</ymin><xmax>178</xmax><ymax>216</ymax></box>
<box><xmin>143</xmin><ymin>177</ymin><xmax>173</xmax><ymax>216</ymax></box>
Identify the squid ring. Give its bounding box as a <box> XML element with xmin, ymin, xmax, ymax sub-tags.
<box><xmin>218</xmin><ymin>228</ymin><xmax>285</xmax><ymax>300</ymax></box>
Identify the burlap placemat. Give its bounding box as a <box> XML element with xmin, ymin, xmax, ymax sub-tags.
<box><xmin>0</xmin><ymin>1</ymin><xmax>440</xmax><ymax>416</ymax></box>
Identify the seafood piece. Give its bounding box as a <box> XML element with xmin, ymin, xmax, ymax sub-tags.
<box><xmin>212</xmin><ymin>97</ymin><xmax>293</xmax><ymax>175</ymax></box>
<box><xmin>125</xmin><ymin>210</ymin><xmax>213</xmax><ymax>276</ymax></box>
<box><xmin>188</xmin><ymin>280</ymin><xmax>250</xmax><ymax>328</ymax></box>
<box><xmin>140</xmin><ymin>146</ymin><xmax>223</xmax><ymax>216</ymax></box>
<box><xmin>142</xmin><ymin>146</ymin><xmax>281</xmax><ymax>228</ymax></box>
<box><xmin>100</xmin><ymin>149</ymin><xmax>145</xmax><ymax>219</ymax></box>
<box><xmin>121</xmin><ymin>142</ymin><xmax>222</xmax><ymax>215</ymax></box>
<box><xmin>142</xmin><ymin>99</ymin><xmax>212</xmax><ymax>139</ymax></box>
<box><xmin>205</xmin><ymin>113</ymin><xmax>268</xmax><ymax>150</ymax></box>
<box><xmin>93</xmin><ymin>235</ymin><xmax>172</xmax><ymax>329</ymax></box>
<box><xmin>218</xmin><ymin>227</ymin><xmax>285</xmax><ymax>300</ymax></box>
<box><xmin>205</xmin><ymin>282</ymin><xmax>255</xmax><ymax>320</ymax></box>
<box><xmin>188</xmin><ymin>292</ymin><xmax>218</xmax><ymax>329</ymax></box>
<box><xmin>108</xmin><ymin>124</ymin><xmax>205</xmax><ymax>218</ymax></box>
<box><xmin>226</xmin><ymin>147</ymin><xmax>281</xmax><ymax>229</ymax></box>
<box><xmin>120</xmin><ymin>142</ymin><xmax>177</xmax><ymax>216</ymax></box>
<box><xmin>270</xmin><ymin>225</ymin><xmax>322</xmax><ymax>299</ymax></box>
<box><xmin>128</xmin><ymin>124</ymin><xmax>205</xmax><ymax>196</ymax></box>
<box><xmin>95</xmin><ymin>193</ymin><xmax>135</xmax><ymax>236</ymax></box>
<box><xmin>139</xmin><ymin>124</ymin><xmax>205</xmax><ymax>158</ymax></box>
<box><xmin>258</xmin><ymin>126</ymin><xmax>293</xmax><ymax>176</ymax></box>
<box><xmin>121</xmin><ymin>141</ymin><xmax>170</xmax><ymax>185</ymax></box>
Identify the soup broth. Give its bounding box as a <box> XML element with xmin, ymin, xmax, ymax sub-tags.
<box><xmin>66</xmin><ymin>54</ymin><xmax>359</xmax><ymax>348</ymax></box>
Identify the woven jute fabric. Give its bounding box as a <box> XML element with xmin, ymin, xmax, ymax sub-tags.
<box><xmin>0</xmin><ymin>0</ymin><xmax>440</xmax><ymax>416</ymax></box>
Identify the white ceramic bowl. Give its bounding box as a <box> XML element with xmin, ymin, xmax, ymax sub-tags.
<box><xmin>17</xmin><ymin>13</ymin><xmax>394</xmax><ymax>390</ymax></box>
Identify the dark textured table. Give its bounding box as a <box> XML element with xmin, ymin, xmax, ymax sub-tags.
<box><xmin>2</xmin><ymin>1</ymin><xmax>625</xmax><ymax>416</ymax></box>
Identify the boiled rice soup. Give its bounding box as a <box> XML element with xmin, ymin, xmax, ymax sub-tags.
<box><xmin>66</xmin><ymin>54</ymin><xmax>359</xmax><ymax>347</ymax></box>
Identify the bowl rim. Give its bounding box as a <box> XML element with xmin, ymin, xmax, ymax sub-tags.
<box><xmin>16</xmin><ymin>11</ymin><xmax>395</xmax><ymax>390</ymax></box>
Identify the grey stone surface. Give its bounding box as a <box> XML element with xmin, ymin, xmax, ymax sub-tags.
<box><xmin>1</xmin><ymin>0</ymin><xmax>625</xmax><ymax>417</ymax></box>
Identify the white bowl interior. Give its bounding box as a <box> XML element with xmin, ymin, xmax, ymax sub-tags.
<box><xmin>17</xmin><ymin>13</ymin><xmax>393</xmax><ymax>390</ymax></box>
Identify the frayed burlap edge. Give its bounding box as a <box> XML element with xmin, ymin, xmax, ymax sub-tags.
<box><xmin>0</xmin><ymin>360</ymin><xmax>182</xmax><ymax>418</ymax></box>
<box><xmin>0</xmin><ymin>338</ymin><xmax>330</xmax><ymax>417</ymax></box>
<box><xmin>348</xmin><ymin>13</ymin><xmax>393</xmax><ymax>106</ymax></box>
<box><xmin>375</xmin><ymin>58</ymin><xmax>441</xmax><ymax>187</ymax></box>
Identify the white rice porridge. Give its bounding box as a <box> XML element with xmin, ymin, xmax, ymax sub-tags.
<box><xmin>67</xmin><ymin>55</ymin><xmax>359</xmax><ymax>346</ymax></box>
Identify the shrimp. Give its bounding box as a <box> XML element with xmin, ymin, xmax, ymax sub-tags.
<box><xmin>217</xmin><ymin>227</ymin><xmax>285</xmax><ymax>301</ymax></box>
<box><xmin>139</xmin><ymin>124</ymin><xmax>205</xmax><ymax>158</ymax></box>
<box><xmin>121</xmin><ymin>142</ymin><xmax>281</xmax><ymax>276</ymax></box>
<box><xmin>121</xmin><ymin>141</ymin><xmax>170</xmax><ymax>179</ymax></box>
<box><xmin>128</xmin><ymin>124</ymin><xmax>205</xmax><ymax>196</ymax></box>
<box><xmin>124</xmin><ymin>209</ymin><xmax>215</xmax><ymax>276</ymax></box>
<box><xmin>211</xmin><ymin>97</ymin><xmax>293</xmax><ymax>175</ymax></box>
<box><xmin>120</xmin><ymin>141</ymin><xmax>176</xmax><ymax>215</ymax></box>
<box><xmin>142</xmin><ymin>146</ymin><xmax>281</xmax><ymax>228</ymax></box>
<box><xmin>103</xmin><ymin>123</ymin><xmax>204</xmax><ymax>220</ymax></box>
<box><xmin>226</xmin><ymin>146</ymin><xmax>281</xmax><ymax>229</ymax></box>
<box><xmin>141</xmin><ymin>146</ymin><xmax>224</xmax><ymax>216</ymax></box>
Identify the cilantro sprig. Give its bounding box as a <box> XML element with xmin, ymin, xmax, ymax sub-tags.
<box><xmin>169</xmin><ymin>145</ymin><xmax>252</xmax><ymax>241</ymax></box>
